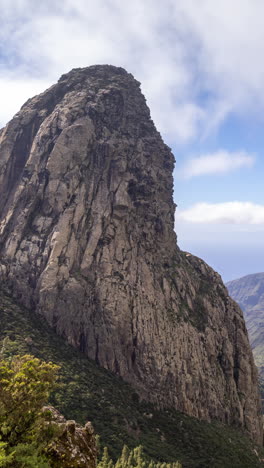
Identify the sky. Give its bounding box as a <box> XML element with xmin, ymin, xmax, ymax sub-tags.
<box><xmin>0</xmin><ymin>0</ymin><xmax>264</xmax><ymax>281</ymax></box>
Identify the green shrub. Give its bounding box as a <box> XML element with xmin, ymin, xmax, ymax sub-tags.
<box><xmin>98</xmin><ymin>445</ymin><xmax>181</xmax><ymax>468</ymax></box>
<box><xmin>0</xmin><ymin>353</ymin><xmax>58</xmax><ymax>467</ymax></box>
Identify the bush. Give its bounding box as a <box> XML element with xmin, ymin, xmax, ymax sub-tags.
<box><xmin>97</xmin><ymin>445</ymin><xmax>181</xmax><ymax>468</ymax></box>
<box><xmin>0</xmin><ymin>353</ymin><xmax>59</xmax><ymax>467</ymax></box>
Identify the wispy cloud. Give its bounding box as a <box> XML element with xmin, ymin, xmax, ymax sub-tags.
<box><xmin>0</xmin><ymin>75</ymin><xmax>50</xmax><ymax>126</ymax></box>
<box><xmin>1</xmin><ymin>1</ymin><xmax>264</xmax><ymax>144</ymax></box>
<box><xmin>0</xmin><ymin>1</ymin><xmax>203</xmax><ymax>142</ymax></box>
<box><xmin>178</xmin><ymin>150</ymin><xmax>255</xmax><ymax>179</ymax></box>
<box><xmin>177</xmin><ymin>202</ymin><xmax>264</xmax><ymax>224</ymax></box>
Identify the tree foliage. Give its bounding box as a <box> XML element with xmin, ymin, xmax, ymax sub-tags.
<box><xmin>0</xmin><ymin>352</ymin><xmax>59</xmax><ymax>467</ymax></box>
<box><xmin>97</xmin><ymin>445</ymin><xmax>181</xmax><ymax>468</ymax></box>
<box><xmin>0</xmin><ymin>351</ymin><xmax>182</xmax><ymax>468</ymax></box>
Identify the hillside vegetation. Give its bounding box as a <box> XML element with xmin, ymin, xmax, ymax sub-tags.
<box><xmin>0</xmin><ymin>289</ymin><xmax>263</xmax><ymax>468</ymax></box>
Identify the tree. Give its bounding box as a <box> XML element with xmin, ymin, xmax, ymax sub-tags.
<box><xmin>97</xmin><ymin>447</ymin><xmax>113</xmax><ymax>468</ymax></box>
<box><xmin>97</xmin><ymin>445</ymin><xmax>182</xmax><ymax>468</ymax></box>
<box><xmin>0</xmin><ymin>351</ymin><xmax>182</xmax><ymax>468</ymax></box>
<box><xmin>0</xmin><ymin>353</ymin><xmax>59</xmax><ymax>466</ymax></box>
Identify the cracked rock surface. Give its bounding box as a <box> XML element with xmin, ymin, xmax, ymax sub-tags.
<box><xmin>41</xmin><ymin>406</ymin><xmax>96</xmax><ymax>467</ymax></box>
<box><xmin>0</xmin><ymin>65</ymin><xmax>262</xmax><ymax>443</ymax></box>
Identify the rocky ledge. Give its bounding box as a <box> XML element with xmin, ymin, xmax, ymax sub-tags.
<box><xmin>41</xmin><ymin>406</ymin><xmax>96</xmax><ymax>467</ymax></box>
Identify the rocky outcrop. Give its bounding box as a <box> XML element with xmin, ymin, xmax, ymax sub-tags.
<box><xmin>41</xmin><ymin>406</ymin><xmax>96</xmax><ymax>467</ymax></box>
<box><xmin>0</xmin><ymin>65</ymin><xmax>262</xmax><ymax>443</ymax></box>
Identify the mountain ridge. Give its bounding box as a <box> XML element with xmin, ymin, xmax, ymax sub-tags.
<box><xmin>227</xmin><ymin>272</ymin><xmax>264</xmax><ymax>380</ymax></box>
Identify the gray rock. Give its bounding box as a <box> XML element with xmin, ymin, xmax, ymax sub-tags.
<box><xmin>41</xmin><ymin>406</ymin><xmax>96</xmax><ymax>467</ymax></box>
<box><xmin>0</xmin><ymin>65</ymin><xmax>262</xmax><ymax>443</ymax></box>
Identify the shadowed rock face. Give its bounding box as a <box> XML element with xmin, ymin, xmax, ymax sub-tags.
<box><xmin>0</xmin><ymin>65</ymin><xmax>262</xmax><ymax>443</ymax></box>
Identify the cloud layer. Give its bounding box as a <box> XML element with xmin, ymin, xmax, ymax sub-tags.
<box><xmin>178</xmin><ymin>150</ymin><xmax>255</xmax><ymax>179</ymax></box>
<box><xmin>1</xmin><ymin>1</ymin><xmax>264</xmax><ymax>144</ymax></box>
<box><xmin>177</xmin><ymin>202</ymin><xmax>264</xmax><ymax>224</ymax></box>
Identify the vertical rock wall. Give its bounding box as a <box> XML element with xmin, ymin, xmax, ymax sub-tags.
<box><xmin>0</xmin><ymin>66</ymin><xmax>262</xmax><ymax>443</ymax></box>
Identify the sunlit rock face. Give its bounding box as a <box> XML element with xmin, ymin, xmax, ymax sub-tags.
<box><xmin>0</xmin><ymin>65</ymin><xmax>262</xmax><ymax>443</ymax></box>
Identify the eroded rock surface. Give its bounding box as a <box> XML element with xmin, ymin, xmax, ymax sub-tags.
<box><xmin>41</xmin><ymin>406</ymin><xmax>96</xmax><ymax>467</ymax></box>
<box><xmin>0</xmin><ymin>65</ymin><xmax>262</xmax><ymax>443</ymax></box>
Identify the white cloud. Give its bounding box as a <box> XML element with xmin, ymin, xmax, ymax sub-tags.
<box><xmin>0</xmin><ymin>0</ymin><xmax>202</xmax><ymax>142</ymax></box>
<box><xmin>0</xmin><ymin>75</ymin><xmax>51</xmax><ymax>126</ymax></box>
<box><xmin>1</xmin><ymin>1</ymin><xmax>264</xmax><ymax>143</ymax></box>
<box><xmin>178</xmin><ymin>150</ymin><xmax>255</xmax><ymax>179</ymax></box>
<box><xmin>177</xmin><ymin>202</ymin><xmax>264</xmax><ymax>224</ymax></box>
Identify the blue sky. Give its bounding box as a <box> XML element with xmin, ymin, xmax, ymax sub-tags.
<box><xmin>0</xmin><ymin>0</ymin><xmax>264</xmax><ymax>281</ymax></box>
<box><xmin>174</xmin><ymin>114</ymin><xmax>264</xmax><ymax>209</ymax></box>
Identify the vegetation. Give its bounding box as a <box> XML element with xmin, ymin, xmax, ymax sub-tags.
<box><xmin>0</xmin><ymin>351</ymin><xmax>181</xmax><ymax>467</ymax></box>
<box><xmin>97</xmin><ymin>445</ymin><xmax>181</xmax><ymax>468</ymax></box>
<box><xmin>0</xmin><ymin>289</ymin><xmax>263</xmax><ymax>467</ymax></box>
<box><xmin>0</xmin><ymin>352</ymin><xmax>59</xmax><ymax>467</ymax></box>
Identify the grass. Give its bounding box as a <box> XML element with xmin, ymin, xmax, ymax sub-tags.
<box><xmin>0</xmin><ymin>289</ymin><xmax>263</xmax><ymax>468</ymax></box>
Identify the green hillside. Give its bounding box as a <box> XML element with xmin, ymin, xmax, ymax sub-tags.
<box><xmin>0</xmin><ymin>289</ymin><xmax>263</xmax><ymax>468</ymax></box>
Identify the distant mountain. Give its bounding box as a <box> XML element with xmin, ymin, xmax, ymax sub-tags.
<box><xmin>226</xmin><ymin>273</ymin><xmax>264</xmax><ymax>379</ymax></box>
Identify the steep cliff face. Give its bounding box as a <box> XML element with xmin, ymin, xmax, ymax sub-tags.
<box><xmin>0</xmin><ymin>65</ymin><xmax>262</xmax><ymax>443</ymax></box>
